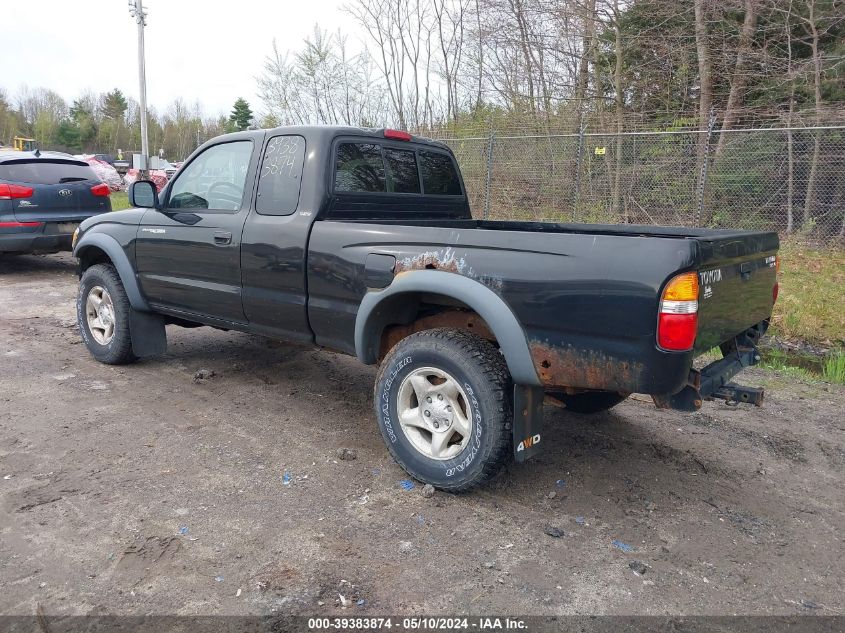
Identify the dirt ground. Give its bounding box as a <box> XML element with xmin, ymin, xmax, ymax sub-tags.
<box><xmin>1</xmin><ymin>252</ymin><xmax>843</xmax><ymax>617</ymax></box>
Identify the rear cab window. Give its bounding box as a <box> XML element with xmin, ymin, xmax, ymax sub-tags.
<box><xmin>333</xmin><ymin>141</ymin><xmax>462</xmax><ymax>196</ymax></box>
<box><xmin>0</xmin><ymin>160</ymin><xmax>98</xmax><ymax>185</ymax></box>
<box><xmin>419</xmin><ymin>151</ymin><xmax>462</xmax><ymax>195</ymax></box>
<box><xmin>335</xmin><ymin>143</ymin><xmax>385</xmax><ymax>193</ymax></box>
<box><xmin>384</xmin><ymin>148</ymin><xmax>420</xmax><ymax>193</ymax></box>
<box><xmin>256</xmin><ymin>135</ymin><xmax>306</xmax><ymax>215</ymax></box>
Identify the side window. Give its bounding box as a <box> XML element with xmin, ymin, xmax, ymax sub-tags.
<box><xmin>420</xmin><ymin>151</ymin><xmax>462</xmax><ymax>196</ymax></box>
<box><xmin>384</xmin><ymin>148</ymin><xmax>420</xmax><ymax>193</ymax></box>
<box><xmin>256</xmin><ymin>135</ymin><xmax>306</xmax><ymax>215</ymax></box>
<box><xmin>167</xmin><ymin>140</ymin><xmax>253</xmax><ymax>212</ymax></box>
<box><xmin>335</xmin><ymin>143</ymin><xmax>385</xmax><ymax>192</ymax></box>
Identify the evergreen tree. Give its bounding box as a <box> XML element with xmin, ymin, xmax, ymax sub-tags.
<box><xmin>56</xmin><ymin>120</ymin><xmax>81</xmax><ymax>152</ymax></box>
<box><xmin>69</xmin><ymin>98</ymin><xmax>98</xmax><ymax>151</ymax></box>
<box><xmin>101</xmin><ymin>89</ymin><xmax>128</xmax><ymax>121</ymax></box>
<box><xmin>229</xmin><ymin>97</ymin><xmax>253</xmax><ymax>131</ymax></box>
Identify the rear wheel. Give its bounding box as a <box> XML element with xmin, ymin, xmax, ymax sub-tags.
<box><xmin>549</xmin><ymin>390</ymin><xmax>627</xmax><ymax>414</ymax></box>
<box><xmin>77</xmin><ymin>264</ymin><xmax>137</xmax><ymax>365</ymax></box>
<box><xmin>374</xmin><ymin>328</ymin><xmax>512</xmax><ymax>492</ymax></box>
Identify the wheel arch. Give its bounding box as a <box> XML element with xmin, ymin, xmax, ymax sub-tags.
<box><xmin>74</xmin><ymin>232</ymin><xmax>150</xmax><ymax>312</ymax></box>
<box><xmin>355</xmin><ymin>270</ymin><xmax>541</xmax><ymax>387</ymax></box>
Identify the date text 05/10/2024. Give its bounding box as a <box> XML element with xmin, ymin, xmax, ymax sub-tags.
<box><xmin>307</xmin><ymin>617</ymin><xmax>528</xmax><ymax>630</ymax></box>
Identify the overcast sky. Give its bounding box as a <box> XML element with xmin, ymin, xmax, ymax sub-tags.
<box><xmin>3</xmin><ymin>0</ymin><xmax>350</xmax><ymax>116</ymax></box>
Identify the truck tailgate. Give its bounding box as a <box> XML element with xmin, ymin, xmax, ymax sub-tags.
<box><xmin>693</xmin><ymin>231</ymin><xmax>779</xmax><ymax>352</ymax></box>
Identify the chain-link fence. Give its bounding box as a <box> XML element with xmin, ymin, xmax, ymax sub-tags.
<box><xmin>436</xmin><ymin>126</ymin><xmax>845</xmax><ymax>240</ymax></box>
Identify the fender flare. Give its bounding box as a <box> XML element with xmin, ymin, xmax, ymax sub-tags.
<box><xmin>73</xmin><ymin>232</ymin><xmax>150</xmax><ymax>312</ymax></box>
<box><xmin>354</xmin><ymin>270</ymin><xmax>541</xmax><ymax>386</ymax></box>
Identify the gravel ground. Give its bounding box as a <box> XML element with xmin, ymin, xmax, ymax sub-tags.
<box><xmin>1</xmin><ymin>253</ymin><xmax>843</xmax><ymax>617</ymax></box>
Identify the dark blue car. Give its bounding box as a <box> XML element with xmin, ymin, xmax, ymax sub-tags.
<box><xmin>0</xmin><ymin>151</ymin><xmax>112</xmax><ymax>255</ymax></box>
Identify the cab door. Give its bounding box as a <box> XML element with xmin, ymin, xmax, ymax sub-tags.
<box><xmin>135</xmin><ymin>136</ymin><xmax>261</xmax><ymax>324</ymax></box>
<box><xmin>240</xmin><ymin>133</ymin><xmax>313</xmax><ymax>342</ymax></box>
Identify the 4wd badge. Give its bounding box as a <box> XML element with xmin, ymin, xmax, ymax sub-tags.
<box><xmin>516</xmin><ymin>434</ymin><xmax>541</xmax><ymax>452</ymax></box>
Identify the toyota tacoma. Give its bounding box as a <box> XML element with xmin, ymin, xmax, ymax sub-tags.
<box><xmin>72</xmin><ymin>126</ymin><xmax>780</xmax><ymax>491</ymax></box>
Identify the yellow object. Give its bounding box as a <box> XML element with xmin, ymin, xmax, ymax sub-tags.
<box><xmin>13</xmin><ymin>137</ymin><xmax>37</xmax><ymax>152</ymax></box>
<box><xmin>663</xmin><ymin>272</ymin><xmax>700</xmax><ymax>301</ymax></box>
<box><xmin>594</xmin><ymin>147</ymin><xmax>606</xmax><ymax>155</ymax></box>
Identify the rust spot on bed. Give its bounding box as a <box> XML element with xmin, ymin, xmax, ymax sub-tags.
<box><xmin>530</xmin><ymin>342</ymin><xmax>643</xmax><ymax>392</ymax></box>
<box><xmin>393</xmin><ymin>249</ymin><xmax>467</xmax><ymax>275</ymax></box>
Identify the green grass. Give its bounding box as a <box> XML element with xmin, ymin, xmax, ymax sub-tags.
<box><xmin>759</xmin><ymin>348</ymin><xmax>819</xmax><ymax>382</ymax></box>
<box><xmin>110</xmin><ymin>191</ymin><xmax>130</xmax><ymax>211</ymax></box>
<box><xmin>763</xmin><ymin>241</ymin><xmax>845</xmax><ymax>385</ymax></box>
<box><xmin>772</xmin><ymin>241</ymin><xmax>845</xmax><ymax>346</ymax></box>
<box><xmin>822</xmin><ymin>351</ymin><xmax>845</xmax><ymax>384</ymax></box>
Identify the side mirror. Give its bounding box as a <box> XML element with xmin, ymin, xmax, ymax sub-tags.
<box><xmin>129</xmin><ymin>180</ymin><xmax>160</xmax><ymax>209</ymax></box>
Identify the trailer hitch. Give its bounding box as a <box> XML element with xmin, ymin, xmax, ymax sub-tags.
<box><xmin>654</xmin><ymin>328</ymin><xmax>765</xmax><ymax>412</ymax></box>
<box><xmin>712</xmin><ymin>383</ymin><xmax>764</xmax><ymax>406</ymax></box>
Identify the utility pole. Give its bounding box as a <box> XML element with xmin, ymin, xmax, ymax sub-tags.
<box><xmin>128</xmin><ymin>0</ymin><xmax>150</xmax><ymax>177</ymax></box>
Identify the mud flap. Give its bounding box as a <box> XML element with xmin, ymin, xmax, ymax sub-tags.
<box><xmin>129</xmin><ymin>309</ymin><xmax>167</xmax><ymax>358</ymax></box>
<box><xmin>513</xmin><ymin>384</ymin><xmax>544</xmax><ymax>462</ymax></box>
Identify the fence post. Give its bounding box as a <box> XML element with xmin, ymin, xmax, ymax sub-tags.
<box><xmin>483</xmin><ymin>121</ymin><xmax>495</xmax><ymax>220</ymax></box>
<box><xmin>573</xmin><ymin>124</ymin><xmax>586</xmax><ymax>222</ymax></box>
<box><xmin>696</xmin><ymin>108</ymin><xmax>717</xmax><ymax>226</ymax></box>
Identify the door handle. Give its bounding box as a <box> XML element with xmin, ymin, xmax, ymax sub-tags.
<box><xmin>213</xmin><ymin>231</ymin><xmax>232</xmax><ymax>245</ymax></box>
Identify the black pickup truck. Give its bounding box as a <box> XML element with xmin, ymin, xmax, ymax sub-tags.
<box><xmin>72</xmin><ymin>126</ymin><xmax>779</xmax><ymax>491</ymax></box>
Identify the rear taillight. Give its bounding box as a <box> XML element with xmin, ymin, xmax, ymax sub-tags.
<box><xmin>0</xmin><ymin>221</ymin><xmax>42</xmax><ymax>228</ymax></box>
<box><xmin>0</xmin><ymin>183</ymin><xmax>34</xmax><ymax>199</ymax></box>
<box><xmin>91</xmin><ymin>183</ymin><xmax>111</xmax><ymax>197</ymax></box>
<box><xmin>657</xmin><ymin>271</ymin><xmax>699</xmax><ymax>351</ymax></box>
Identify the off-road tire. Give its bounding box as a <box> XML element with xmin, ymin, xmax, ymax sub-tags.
<box><xmin>550</xmin><ymin>390</ymin><xmax>627</xmax><ymax>414</ymax></box>
<box><xmin>374</xmin><ymin>328</ymin><xmax>513</xmax><ymax>492</ymax></box>
<box><xmin>77</xmin><ymin>263</ymin><xmax>138</xmax><ymax>365</ymax></box>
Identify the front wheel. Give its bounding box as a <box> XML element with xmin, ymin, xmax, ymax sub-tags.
<box><xmin>374</xmin><ymin>328</ymin><xmax>513</xmax><ymax>492</ymax></box>
<box><xmin>77</xmin><ymin>263</ymin><xmax>137</xmax><ymax>365</ymax></box>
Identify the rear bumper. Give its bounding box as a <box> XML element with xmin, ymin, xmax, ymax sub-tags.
<box><xmin>0</xmin><ymin>227</ymin><xmax>74</xmax><ymax>254</ymax></box>
<box><xmin>654</xmin><ymin>322</ymin><xmax>768</xmax><ymax>411</ymax></box>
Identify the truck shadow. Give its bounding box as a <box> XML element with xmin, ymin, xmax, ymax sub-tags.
<box><xmin>142</xmin><ymin>327</ymin><xmax>742</xmax><ymax>504</ymax></box>
<box><xmin>108</xmin><ymin>326</ymin><xmax>783</xmax><ymax>562</ymax></box>
<box><xmin>538</xmin><ymin>403</ymin><xmax>732</xmax><ymax>479</ymax></box>
<box><xmin>0</xmin><ymin>253</ymin><xmax>76</xmax><ymax>276</ymax></box>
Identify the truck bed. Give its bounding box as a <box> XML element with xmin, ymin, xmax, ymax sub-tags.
<box><xmin>307</xmin><ymin>219</ymin><xmax>778</xmax><ymax>396</ymax></box>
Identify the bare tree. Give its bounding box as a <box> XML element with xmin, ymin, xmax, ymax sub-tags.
<box><xmin>612</xmin><ymin>0</ymin><xmax>625</xmax><ymax>221</ymax></box>
<box><xmin>693</xmin><ymin>0</ymin><xmax>713</xmax><ymax>215</ymax></box>
<box><xmin>433</xmin><ymin>0</ymin><xmax>469</xmax><ymax>122</ymax></box>
<box><xmin>800</xmin><ymin>0</ymin><xmax>822</xmax><ymax>227</ymax></box>
<box><xmin>715</xmin><ymin>0</ymin><xmax>759</xmax><ymax>156</ymax></box>
<box><xmin>347</xmin><ymin>0</ymin><xmax>437</xmax><ymax>127</ymax></box>
<box><xmin>258</xmin><ymin>26</ymin><xmax>387</xmax><ymax>127</ymax></box>
<box><xmin>693</xmin><ymin>0</ymin><xmax>713</xmax><ymax>130</ymax></box>
<box><xmin>573</xmin><ymin>0</ymin><xmax>597</xmax><ymax>131</ymax></box>
<box><xmin>783</xmin><ymin>0</ymin><xmax>796</xmax><ymax>234</ymax></box>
